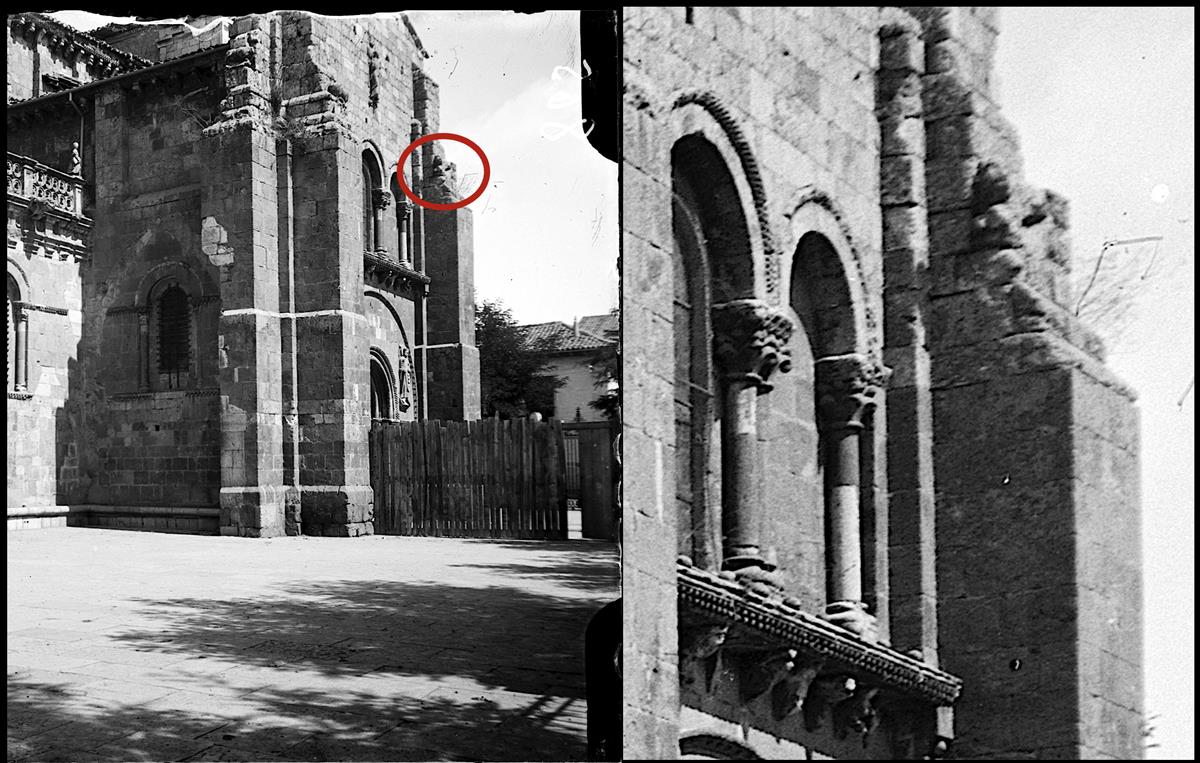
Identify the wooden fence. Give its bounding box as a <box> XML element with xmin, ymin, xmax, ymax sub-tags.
<box><xmin>369</xmin><ymin>417</ymin><xmax>567</xmax><ymax>539</ymax></box>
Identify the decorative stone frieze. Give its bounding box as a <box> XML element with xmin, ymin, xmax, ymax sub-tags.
<box><xmin>677</xmin><ymin>556</ymin><xmax>962</xmax><ymax>746</ymax></box>
<box><xmin>364</xmin><ymin>250</ymin><xmax>431</xmax><ymax>295</ymax></box>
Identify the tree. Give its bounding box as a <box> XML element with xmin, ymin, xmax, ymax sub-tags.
<box><xmin>587</xmin><ymin>316</ymin><xmax>620</xmax><ymax>424</ymax></box>
<box><xmin>475</xmin><ymin>300</ymin><xmax>564</xmax><ymax>419</ymax></box>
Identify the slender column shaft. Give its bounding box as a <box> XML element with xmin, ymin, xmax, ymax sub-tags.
<box><xmin>137</xmin><ymin>310</ymin><xmax>149</xmax><ymax>391</ymax></box>
<box><xmin>826</xmin><ymin>425</ymin><xmax>862</xmax><ymax>602</ymax></box>
<box><xmin>398</xmin><ymin>207</ymin><xmax>410</xmax><ymax>265</ymax></box>
<box><xmin>14</xmin><ymin>309</ymin><xmax>29</xmax><ymax>391</ymax></box>
<box><xmin>711</xmin><ymin>299</ymin><xmax>794</xmax><ymax>574</ymax></box>
<box><xmin>816</xmin><ymin>353</ymin><xmax>889</xmax><ymax>639</ymax></box>
<box><xmin>721</xmin><ymin>380</ymin><xmax>760</xmax><ymax>565</ymax></box>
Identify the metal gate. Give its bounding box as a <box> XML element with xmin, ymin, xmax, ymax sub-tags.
<box><xmin>562</xmin><ymin>420</ymin><xmax>619</xmax><ymax>541</ymax></box>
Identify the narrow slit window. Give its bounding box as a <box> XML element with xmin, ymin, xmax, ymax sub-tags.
<box><xmin>157</xmin><ymin>284</ymin><xmax>190</xmax><ymax>387</ymax></box>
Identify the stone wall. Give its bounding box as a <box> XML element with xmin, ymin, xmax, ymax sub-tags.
<box><xmin>623</xmin><ymin>8</ymin><xmax>891</xmax><ymax>757</ymax></box>
<box><xmin>624</xmin><ymin>5</ymin><xmax>1142</xmax><ymax>761</ymax></box>
<box><xmin>6</xmin><ymin>252</ymin><xmax>81</xmax><ymax>510</ymax></box>
<box><xmin>8</xmin><ymin>12</ymin><xmax>479</xmax><ymax>537</ymax></box>
<box><xmin>904</xmin><ymin>7</ymin><xmax>1144</xmax><ymax>759</ymax></box>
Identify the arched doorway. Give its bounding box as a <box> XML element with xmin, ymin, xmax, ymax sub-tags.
<box><xmin>370</xmin><ymin>349</ymin><xmax>395</xmax><ymax>421</ymax></box>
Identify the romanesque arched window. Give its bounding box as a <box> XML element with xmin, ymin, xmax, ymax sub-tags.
<box><xmin>362</xmin><ymin>149</ymin><xmax>388</xmax><ymax>255</ymax></box>
<box><xmin>790</xmin><ymin>227</ymin><xmax>881</xmax><ymax>640</ymax></box>
<box><xmin>146</xmin><ymin>277</ymin><xmax>197</xmax><ymax>391</ymax></box>
<box><xmin>7</xmin><ymin>273</ymin><xmax>27</xmax><ymax>393</ymax></box>
<box><xmin>672</xmin><ymin>162</ymin><xmax>717</xmax><ymax>566</ymax></box>
<box><xmin>391</xmin><ymin>170</ymin><xmax>413</xmax><ymax>267</ymax></box>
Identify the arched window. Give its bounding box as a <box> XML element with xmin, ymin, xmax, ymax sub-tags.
<box><xmin>362</xmin><ymin>149</ymin><xmax>386</xmax><ymax>254</ymax></box>
<box><xmin>145</xmin><ymin>277</ymin><xmax>197</xmax><ymax>391</ymax></box>
<box><xmin>672</xmin><ymin>166</ymin><xmax>717</xmax><ymax>566</ymax></box>
<box><xmin>7</xmin><ymin>273</ymin><xmax>27</xmax><ymax>393</ymax></box>
<box><xmin>157</xmin><ymin>285</ymin><xmax>191</xmax><ymax>377</ymax></box>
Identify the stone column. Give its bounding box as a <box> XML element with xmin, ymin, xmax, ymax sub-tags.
<box><xmin>397</xmin><ymin>201</ymin><xmax>412</xmax><ymax>267</ymax></box>
<box><xmin>13</xmin><ymin>304</ymin><xmax>28</xmax><ymax>391</ymax></box>
<box><xmin>137</xmin><ymin>309</ymin><xmax>149</xmax><ymax>391</ymax></box>
<box><xmin>711</xmin><ymin>299</ymin><xmax>794</xmax><ymax>574</ymax></box>
<box><xmin>816</xmin><ymin>354</ymin><xmax>888</xmax><ymax>639</ymax></box>
<box><xmin>371</xmin><ymin>188</ymin><xmax>391</xmax><ymax>253</ymax></box>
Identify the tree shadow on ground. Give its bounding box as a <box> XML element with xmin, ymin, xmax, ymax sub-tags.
<box><xmin>9</xmin><ymin>575</ymin><xmax>616</xmax><ymax>762</ymax></box>
<box><xmin>9</xmin><ymin>672</ymin><xmax>587</xmax><ymax>762</ymax></box>
<box><xmin>446</xmin><ymin>540</ymin><xmax>619</xmax><ymax>594</ymax></box>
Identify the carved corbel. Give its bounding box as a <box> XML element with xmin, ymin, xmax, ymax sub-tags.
<box><xmin>680</xmin><ymin>622</ymin><xmax>729</xmax><ymax>693</ymax></box>
<box><xmin>803</xmin><ymin>674</ymin><xmax>857</xmax><ymax>732</ymax></box>
<box><xmin>733</xmin><ymin>648</ymin><xmax>796</xmax><ymax>704</ymax></box>
<box><xmin>770</xmin><ymin>655</ymin><xmax>824</xmax><ymax>721</ymax></box>
<box><xmin>711</xmin><ymin>299</ymin><xmax>794</xmax><ymax>392</ymax></box>
<box><xmin>833</xmin><ymin>683</ymin><xmax>881</xmax><ymax>742</ymax></box>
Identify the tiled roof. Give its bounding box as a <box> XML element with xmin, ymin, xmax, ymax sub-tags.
<box><xmin>519</xmin><ymin>313</ymin><xmax>618</xmax><ymax>354</ymax></box>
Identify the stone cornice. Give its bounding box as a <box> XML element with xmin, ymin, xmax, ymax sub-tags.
<box><xmin>364</xmin><ymin>250</ymin><xmax>431</xmax><ymax>295</ymax></box>
<box><xmin>678</xmin><ymin>558</ymin><xmax>962</xmax><ymax>708</ymax></box>
<box><xmin>8</xmin><ymin>13</ymin><xmax>151</xmax><ymax>77</ymax></box>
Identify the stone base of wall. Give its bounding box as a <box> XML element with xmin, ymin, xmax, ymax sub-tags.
<box><xmin>6</xmin><ymin>505</ymin><xmax>219</xmax><ymax>534</ymax></box>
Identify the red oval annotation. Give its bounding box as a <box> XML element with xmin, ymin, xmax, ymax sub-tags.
<box><xmin>396</xmin><ymin>133</ymin><xmax>490</xmax><ymax>212</ymax></box>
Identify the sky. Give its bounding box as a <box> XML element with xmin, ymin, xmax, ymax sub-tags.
<box><xmin>37</xmin><ymin>7</ymin><xmax>1196</xmax><ymax>759</ymax></box>
<box><xmin>995</xmin><ymin>7</ymin><xmax>1195</xmax><ymax>760</ymax></box>
<box><xmin>408</xmin><ymin>10</ymin><xmax>619</xmax><ymax>327</ymax></box>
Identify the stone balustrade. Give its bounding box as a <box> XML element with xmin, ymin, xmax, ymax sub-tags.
<box><xmin>7</xmin><ymin>152</ymin><xmax>85</xmax><ymax>218</ymax></box>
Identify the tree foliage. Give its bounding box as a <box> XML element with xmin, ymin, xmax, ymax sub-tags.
<box><xmin>475</xmin><ymin>300</ymin><xmax>564</xmax><ymax>419</ymax></box>
<box><xmin>587</xmin><ymin>315</ymin><xmax>620</xmax><ymax>424</ymax></box>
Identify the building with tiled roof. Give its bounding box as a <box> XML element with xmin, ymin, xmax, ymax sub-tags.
<box><xmin>519</xmin><ymin>311</ymin><xmax>617</xmax><ymax>421</ymax></box>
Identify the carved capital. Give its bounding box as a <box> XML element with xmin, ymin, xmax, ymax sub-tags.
<box><xmin>399</xmin><ymin>200</ymin><xmax>413</xmax><ymax>220</ymax></box>
<box><xmin>371</xmin><ymin>188</ymin><xmax>393</xmax><ymax>210</ymax></box>
<box><xmin>815</xmin><ymin>354</ymin><xmax>890</xmax><ymax>430</ymax></box>
<box><xmin>711</xmin><ymin>299</ymin><xmax>794</xmax><ymax>390</ymax></box>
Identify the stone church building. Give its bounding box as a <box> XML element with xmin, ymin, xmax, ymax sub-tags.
<box><xmin>621</xmin><ymin>7</ymin><xmax>1142</xmax><ymax>760</ymax></box>
<box><xmin>7</xmin><ymin>12</ymin><xmax>480</xmax><ymax>537</ymax></box>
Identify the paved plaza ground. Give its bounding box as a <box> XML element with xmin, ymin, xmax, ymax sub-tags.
<box><xmin>7</xmin><ymin>527</ymin><xmax>620</xmax><ymax>762</ymax></box>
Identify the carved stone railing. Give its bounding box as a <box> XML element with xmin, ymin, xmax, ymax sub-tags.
<box><xmin>678</xmin><ymin>557</ymin><xmax>961</xmax><ymax>746</ymax></box>
<box><xmin>7</xmin><ymin>152</ymin><xmax>84</xmax><ymax>218</ymax></box>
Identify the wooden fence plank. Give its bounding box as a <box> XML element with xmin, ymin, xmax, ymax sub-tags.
<box><xmin>369</xmin><ymin>417</ymin><xmax>584</xmax><ymax>540</ymax></box>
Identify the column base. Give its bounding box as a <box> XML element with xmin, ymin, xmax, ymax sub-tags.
<box><xmin>219</xmin><ymin>486</ymin><xmax>288</xmax><ymax>538</ymax></box>
<box><xmin>822</xmin><ymin>600</ymin><xmax>879</xmax><ymax>643</ymax></box>
<box><xmin>299</xmin><ymin>485</ymin><xmax>375</xmax><ymax>537</ymax></box>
